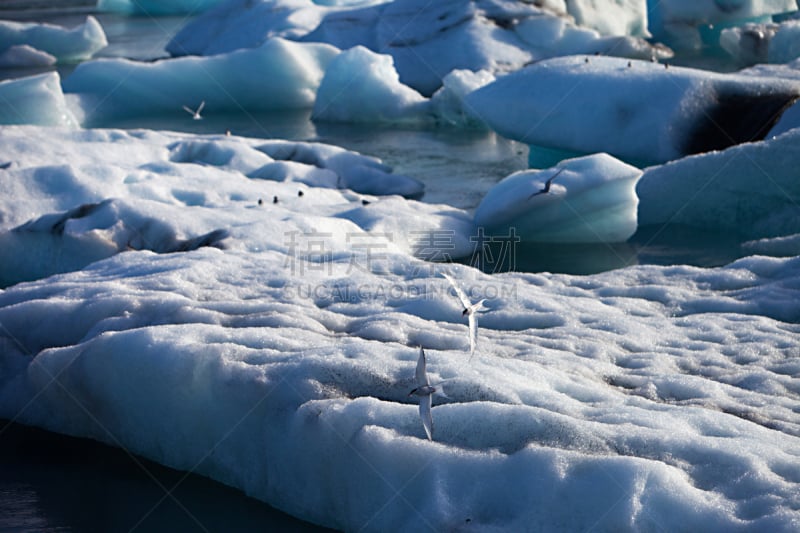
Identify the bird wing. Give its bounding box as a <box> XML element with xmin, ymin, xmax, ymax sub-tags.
<box><xmin>442</xmin><ymin>272</ymin><xmax>470</xmax><ymax>309</ymax></box>
<box><xmin>544</xmin><ymin>168</ymin><xmax>565</xmax><ymax>190</ymax></box>
<box><xmin>197</xmin><ymin>100</ymin><xmax>205</xmax><ymax>114</ymax></box>
<box><xmin>182</xmin><ymin>105</ymin><xmax>194</xmax><ymax>115</ymax></box>
<box><xmin>468</xmin><ymin>312</ymin><xmax>477</xmax><ymax>360</ymax></box>
<box><xmin>415</xmin><ymin>346</ymin><xmax>429</xmax><ymax>387</ymax></box>
<box><xmin>419</xmin><ymin>394</ymin><xmax>433</xmax><ymax>440</ymax></box>
<box><xmin>528</xmin><ymin>168</ymin><xmax>565</xmax><ymax>199</ymax></box>
<box><xmin>470</xmin><ymin>299</ymin><xmax>487</xmax><ymax>314</ymax></box>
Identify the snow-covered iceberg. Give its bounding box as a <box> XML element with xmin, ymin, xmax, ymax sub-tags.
<box><xmin>467</xmin><ymin>55</ymin><xmax>800</xmax><ymax>166</ymax></box>
<box><xmin>0</xmin><ymin>16</ymin><xmax>107</xmax><ymax>65</ymax></box>
<box><xmin>62</xmin><ymin>38</ymin><xmax>340</xmax><ymax>126</ymax></box>
<box><xmin>1</xmin><ymin>125</ymin><xmax>799</xmax><ymax>531</ymax></box>
<box><xmin>168</xmin><ymin>0</ymin><xmax>672</xmax><ymax>95</ymax></box>
<box><xmin>0</xmin><ymin>126</ymin><xmax>434</xmax><ymax>285</ymax></box>
<box><xmin>474</xmin><ymin>153</ymin><xmax>641</xmax><ymax>243</ymax></box>
<box><xmin>0</xmin><ymin>72</ymin><xmax>78</xmax><ymax>127</ymax></box>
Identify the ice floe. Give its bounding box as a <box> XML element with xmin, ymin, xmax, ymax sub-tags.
<box><xmin>467</xmin><ymin>55</ymin><xmax>800</xmax><ymax>166</ymax></box>
<box><xmin>311</xmin><ymin>46</ymin><xmax>430</xmax><ymax>124</ymax></box>
<box><xmin>648</xmin><ymin>0</ymin><xmax>797</xmax><ymax>49</ymax></box>
<box><xmin>0</xmin><ymin>126</ymin><xmax>432</xmax><ymax>285</ymax></box>
<box><xmin>1</xmin><ymin>219</ymin><xmax>798</xmax><ymax>531</ymax></box>
<box><xmin>0</xmin><ymin>72</ymin><xmax>78</xmax><ymax>127</ymax></box>
<box><xmin>475</xmin><ymin>153</ymin><xmax>641</xmax><ymax>243</ymax></box>
<box><xmin>0</xmin><ymin>16</ymin><xmax>106</xmax><ymax>65</ymax></box>
<box><xmin>721</xmin><ymin>19</ymin><xmax>800</xmax><ymax>66</ymax></box>
<box><xmin>62</xmin><ymin>37</ymin><xmax>340</xmax><ymax>126</ymax></box>
<box><xmin>637</xmin><ymin>127</ymin><xmax>800</xmax><ymax>240</ymax></box>
<box><xmin>169</xmin><ymin>0</ymin><xmax>672</xmax><ymax>95</ymax></box>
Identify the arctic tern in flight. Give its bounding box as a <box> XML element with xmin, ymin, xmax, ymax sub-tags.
<box><xmin>183</xmin><ymin>101</ymin><xmax>205</xmax><ymax>120</ymax></box>
<box><xmin>442</xmin><ymin>272</ymin><xmax>486</xmax><ymax>360</ymax></box>
<box><xmin>408</xmin><ymin>346</ymin><xmax>447</xmax><ymax>440</ymax></box>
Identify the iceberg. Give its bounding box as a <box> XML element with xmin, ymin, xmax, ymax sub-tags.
<box><xmin>474</xmin><ymin>153</ymin><xmax>641</xmax><ymax>243</ymax></box>
<box><xmin>428</xmin><ymin>69</ymin><xmax>496</xmax><ymax>128</ymax></box>
<box><xmin>0</xmin><ymin>44</ymin><xmax>56</xmax><ymax>68</ymax></box>
<box><xmin>648</xmin><ymin>0</ymin><xmax>798</xmax><ymax>49</ymax></box>
<box><xmin>62</xmin><ymin>38</ymin><xmax>340</xmax><ymax>126</ymax></box>
<box><xmin>1</xmin><ymin>125</ymin><xmax>799</xmax><ymax>531</ymax></box>
<box><xmin>169</xmin><ymin>0</ymin><xmax>671</xmax><ymax>95</ymax></box>
<box><xmin>0</xmin><ymin>16</ymin><xmax>107</xmax><ymax>64</ymax></box>
<box><xmin>637</xmin><ymin>128</ymin><xmax>800</xmax><ymax>240</ymax></box>
<box><xmin>0</xmin><ymin>125</ymin><xmax>429</xmax><ymax>284</ymax></box>
<box><xmin>303</xmin><ymin>0</ymin><xmax>671</xmax><ymax>95</ymax></box>
<box><xmin>721</xmin><ymin>19</ymin><xmax>800</xmax><ymax>66</ymax></box>
<box><xmin>467</xmin><ymin>55</ymin><xmax>800</xmax><ymax>166</ymax></box>
<box><xmin>568</xmin><ymin>0</ymin><xmax>650</xmax><ymax>37</ymax></box>
<box><xmin>0</xmin><ymin>72</ymin><xmax>78</xmax><ymax>127</ymax></box>
<box><xmin>166</xmin><ymin>0</ymin><xmax>332</xmax><ymax>56</ymax></box>
<box><xmin>312</xmin><ymin>46</ymin><xmax>431</xmax><ymax>124</ymax></box>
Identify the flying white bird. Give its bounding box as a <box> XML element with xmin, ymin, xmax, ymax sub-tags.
<box><xmin>408</xmin><ymin>346</ymin><xmax>445</xmax><ymax>440</ymax></box>
<box><xmin>442</xmin><ymin>272</ymin><xmax>486</xmax><ymax>359</ymax></box>
<box><xmin>182</xmin><ymin>101</ymin><xmax>205</xmax><ymax>120</ymax></box>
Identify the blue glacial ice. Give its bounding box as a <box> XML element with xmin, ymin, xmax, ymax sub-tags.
<box><xmin>0</xmin><ymin>72</ymin><xmax>78</xmax><ymax>127</ymax></box>
<box><xmin>475</xmin><ymin>153</ymin><xmax>641</xmax><ymax>243</ymax></box>
<box><xmin>168</xmin><ymin>0</ymin><xmax>672</xmax><ymax>95</ymax></box>
<box><xmin>0</xmin><ymin>16</ymin><xmax>106</xmax><ymax>65</ymax></box>
<box><xmin>466</xmin><ymin>55</ymin><xmax>800</xmax><ymax>166</ymax></box>
<box><xmin>62</xmin><ymin>37</ymin><xmax>340</xmax><ymax>125</ymax></box>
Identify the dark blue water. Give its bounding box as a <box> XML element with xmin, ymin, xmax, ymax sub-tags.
<box><xmin>0</xmin><ymin>420</ymin><xmax>336</xmax><ymax>532</ymax></box>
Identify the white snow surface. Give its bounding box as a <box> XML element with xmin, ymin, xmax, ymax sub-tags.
<box><xmin>168</xmin><ymin>0</ymin><xmax>671</xmax><ymax>95</ymax></box>
<box><xmin>0</xmin><ymin>16</ymin><xmax>107</xmax><ymax>64</ymax></box>
<box><xmin>474</xmin><ymin>153</ymin><xmax>641</xmax><ymax>243</ymax></box>
<box><xmin>0</xmin><ymin>126</ymin><xmax>798</xmax><ymax>532</ymax></box>
<box><xmin>467</xmin><ymin>55</ymin><xmax>800</xmax><ymax>166</ymax></box>
<box><xmin>0</xmin><ymin>126</ymin><xmax>436</xmax><ymax>286</ymax></box>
